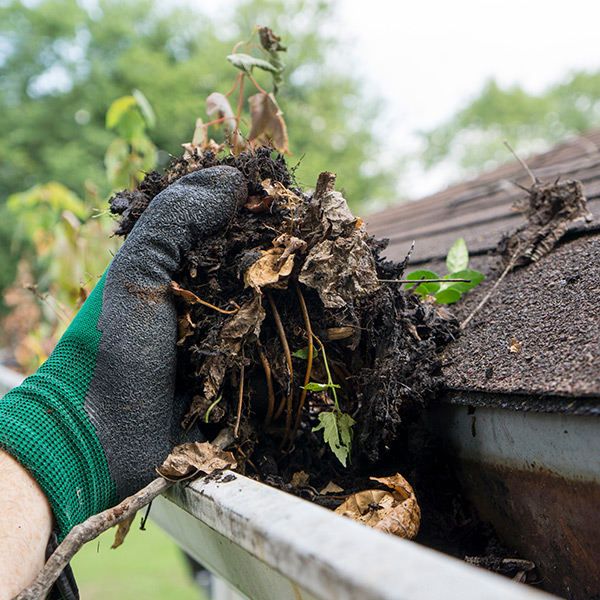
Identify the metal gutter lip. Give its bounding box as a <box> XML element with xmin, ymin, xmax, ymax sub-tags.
<box><xmin>151</xmin><ymin>471</ymin><xmax>556</xmax><ymax>600</ymax></box>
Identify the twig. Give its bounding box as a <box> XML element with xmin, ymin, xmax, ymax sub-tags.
<box><xmin>14</xmin><ymin>478</ymin><xmax>173</xmax><ymax>600</ymax></box>
<box><xmin>460</xmin><ymin>250</ymin><xmax>519</xmax><ymax>330</ymax></box>
<box><xmin>266</xmin><ymin>291</ymin><xmax>293</xmax><ymax>379</ymax></box>
<box><xmin>234</xmin><ymin>361</ymin><xmax>245</xmax><ymax>438</ymax></box>
<box><xmin>285</xmin><ymin>281</ymin><xmax>313</xmax><ymax>452</ymax></box>
<box><xmin>257</xmin><ymin>341</ymin><xmax>275</xmax><ymax>430</ymax></box>
<box><xmin>24</xmin><ymin>284</ymin><xmax>71</xmax><ymax>325</ymax></box>
<box><xmin>267</xmin><ymin>291</ymin><xmax>294</xmax><ymax>421</ymax></box>
<box><xmin>378</xmin><ymin>278</ymin><xmax>472</xmax><ymax>284</ymax></box>
<box><xmin>504</xmin><ymin>140</ymin><xmax>537</xmax><ymax>186</ymax></box>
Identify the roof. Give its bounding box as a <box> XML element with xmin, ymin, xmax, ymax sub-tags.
<box><xmin>365</xmin><ymin>130</ymin><xmax>600</xmax><ymax>404</ymax></box>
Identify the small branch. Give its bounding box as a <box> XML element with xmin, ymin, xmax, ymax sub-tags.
<box><xmin>267</xmin><ymin>291</ymin><xmax>294</xmax><ymax>422</ymax></box>
<box><xmin>285</xmin><ymin>281</ymin><xmax>313</xmax><ymax>452</ymax></box>
<box><xmin>234</xmin><ymin>361</ymin><xmax>245</xmax><ymax>438</ymax></box>
<box><xmin>378</xmin><ymin>278</ymin><xmax>471</xmax><ymax>284</ymax></box>
<box><xmin>504</xmin><ymin>140</ymin><xmax>537</xmax><ymax>186</ymax></box>
<box><xmin>257</xmin><ymin>341</ymin><xmax>275</xmax><ymax>430</ymax></box>
<box><xmin>460</xmin><ymin>251</ymin><xmax>519</xmax><ymax>330</ymax></box>
<box><xmin>14</xmin><ymin>478</ymin><xmax>173</xmax><ymax>600</ymax></box>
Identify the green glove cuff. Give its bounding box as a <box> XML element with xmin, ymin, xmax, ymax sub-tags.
<box><xmin>0</xmin><ymin>272</ymin><xmax>118</xmax><ymax>540</ymax></box>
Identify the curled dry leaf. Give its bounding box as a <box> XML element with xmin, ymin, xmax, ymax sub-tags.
<box><xmin>157</xmin><ymin>441</ymin><xmax>237</xmax><ymax>482</ymax></box>
<box><xmin>177</xmin><ymin>312</ymin><xmax>195</xmax><ymax>346</ymax></box>
<box><xmin>334</xmin><ymin>473</ymin><xmax>421</xmax><ymax>540</ymax></box>
<box><xmin>248</xmin><ymin>92</ymin><xmax>290</xmax><ymax>154</ymax></box>
<box><xmin>320</xmin><ymin>481</ymin><xmax>344</xmax><ymax>495</ymax></box>
<box><xmin>111</xmin><ymin>513</ymin><xmax>136</xmax><ymax>549</ymax></box>
<box><xmin>298</xmin><ymin>172</ymin><xmax>379</xmax><ymax>308</ymax></box>
<box><xmin>244</xmin><ymin>247</ymin><xmax>295</xmax><ymax>292</ymax></box>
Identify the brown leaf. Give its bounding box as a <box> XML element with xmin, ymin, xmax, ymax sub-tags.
<box><xmin>291</xmin><ymin>471</ymin><xmax>310</xmax><ymax>488</ymax></box>
<box><xmin>244</xmin><ymin>194</ymin><xmax>273</xmax><ymax>213</ymax></box>
<box><xmin>111</xmin><ymin>513</ymin><xmax>136</xmax><ymax>549</ymax></box>
<box><xmin>177</xmin><ymin>312</ymin><xmax>195</xmax><ymax>346</ymax></box>
<box><xmin>244</xmin><ymin>247</ymin><xmax>295</xmax><ymax>292</ymax></box>
<box><xmin>509</xmin><ymin>338</ymin><xmax>522</xmax><ymax>353</ymax></box>
<box><xmin>206</xmin><ymin>92</ymin><xmax>244</xmax><ymax>152</ymax></box>
<box><xmin>320</xmin><ymin>481</ymin><xmax>344</xmax><ymax>495</ymax></box>
<box><xmin>248</xmin><ymin>93</ymin><xmax>290</xmax><ymax>154</ymax></box>
<box><xmin>157</xmin><ymin>441</ymin><xmax>237</xmax><ymax>482</ymax></box>
<box><xmin>334</xmin><ymin>473</ymin><xmax>420</xmax><ymax>540</ymax></box>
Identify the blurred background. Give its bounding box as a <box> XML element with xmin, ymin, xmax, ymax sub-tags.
<box><xmin>1</xmin><ymin>0</ymin><xmax>599</xmax><ymax>596</ymax></box>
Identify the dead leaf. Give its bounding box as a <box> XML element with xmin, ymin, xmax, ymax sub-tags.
<box><xmin>248</xmin><ymin>92</ymin><xmax>290</xmax><ymax>154</ymax></box>
<box><xmin>171</xmin><ymin>281</ymin><xmax>203</xmax><ymax>304</ymax></box>
<box><xmin>157</xmin><ymin>441</ymin><xmax>237</xmax><ymax>482</ymax></box>
<box><xmin>334</xmin><ymin>473</ymin><xmax>420</xmax><ymax>539</ymax></box>
<box><xmin>244</xmin><ymin>247</ymin><xmax>295</xmax><ymax>291</ymax></box>
<box><xmin>244</xmin><ymin>194</ymin><xmax>273</xmax><ymax>213</ymax></box>
<box><xmin>291</xmin><ymin>471</ymin><xmax>310</xmax><ymax>488</ymax></box>
<box><xmin>206</xmin><ymin>92</ymin><xmax>244</xmax><ymax>153</ymax></box>
<box><xmin>177</xmin><ymin>312</ymin><xmax>195</xmax><ymax>346</ymax></box>
<box><xmin>509</xmin><ymin>338</ymin><xmax>522</xmax><ymax>353</ymax></box>
<box><xmin>320</xmin><ymin>481</ymin><xmax>344</xmax><ymax>495</ymax></box>
<box><xmin>111</xmin><ymin>513</ymin><xmax>136</xmax><ymax>549</ymax></box>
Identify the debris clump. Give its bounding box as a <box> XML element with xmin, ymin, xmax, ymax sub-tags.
<box><xmin>110</xmin><ymin>148</ymin><xmax>458</xmax><ymax>539</ymax></box>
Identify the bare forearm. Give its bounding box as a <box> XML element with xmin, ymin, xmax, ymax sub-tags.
<box><xmin>0</xmin><ymin>449</ymin><xmax>53</xmax><ymax>600</ymax></box>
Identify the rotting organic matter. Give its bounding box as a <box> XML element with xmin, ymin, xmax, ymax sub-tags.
<box><xmin>109</xmin><ymin>148</ymin><xmax>463</xmax><ymax>541</ymax></box>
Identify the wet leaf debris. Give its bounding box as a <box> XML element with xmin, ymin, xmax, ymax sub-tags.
<box><xmin>109</xmin><ymin>148</ymin><xmax>458</xmax><ymax>512</ymax></box>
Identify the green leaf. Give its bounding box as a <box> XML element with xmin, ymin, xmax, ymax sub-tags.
<box><xmin>291</xmin><ymin>346</ymin><xmax>318</xmax><ymax>360</ymax></box>
<box><xmin>444</xmin><ymin>269</ymin><xmax>485</xmax><ymax>293</ymax></box>
<box><xmin>132</xmin><ymin>89</ymin><xmax>156</xmax><ymax>128</ymax></box>
<box><xmin>106</xmin><ymin>95</ymin><xmax>137</xmax><ymax>129</ymax></box>
<box><xmin>405</xmin><ymin>270</ymin><xmax>441</xmax><ymax>297</ymax></box>
<box><xmin>312</xmin><ymin>410</ymin><xmax>355</xmax><ymax>467</ymax></box>
<box><xmin>303</xmin><ymin>381</ymin><xmax>340</xmax><ymax>392</ymax></box>
<box><xmin>227</xmin><ymin>54</ymin><xmax>279</xmax><ymax>75</ymax></box>
<box><xmin>434</xmin><ymin>288</ymin><xmax>462</xmax><ymax>304</ymax></box>
<box><xmin>446</xmin><ymin>238</ymin><xmax>469</xmax><ymax>273</ymax></box>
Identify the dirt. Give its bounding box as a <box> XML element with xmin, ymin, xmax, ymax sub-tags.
<box><xmin>109</xmin><ymin>149</ymin><xmax>525</xmax><ymax>571</ymax></box>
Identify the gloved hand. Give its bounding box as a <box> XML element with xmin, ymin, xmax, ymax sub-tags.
<box><xmin>0</xmin><ymin>166</ymin><xmax>247</xmax><ymax>541</ymax></box>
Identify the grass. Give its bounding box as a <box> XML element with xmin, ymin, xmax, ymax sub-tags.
<box><xmin>70</xmin><ymin>518</ymin><xmax>206</xmax><ymax>599</ymax></box>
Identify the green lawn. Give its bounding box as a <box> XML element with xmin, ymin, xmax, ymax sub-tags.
<box><xmin>71</xmin><ymin>519</ymin><xmax>206</xmax><ymax>599</ymax></box>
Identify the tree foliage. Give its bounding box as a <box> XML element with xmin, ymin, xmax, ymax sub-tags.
<box><xmin>0</xmin><ymin>0</ymin><xmax>397</xmax><ymax>313</ymax></box>
<box><xmin>421</xmin><ymin>74</ymin><xmax>600</xmax><ymax>177</ymax></box>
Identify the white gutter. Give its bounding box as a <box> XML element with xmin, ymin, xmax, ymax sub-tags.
<box><xmin>151</xmin><ymin>471</ymin><xmax>556</xmax><ymax>600</ymax></box>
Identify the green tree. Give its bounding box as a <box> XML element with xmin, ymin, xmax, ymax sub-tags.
<box><xmin>421</xmin><ymin>73</ymin><xmax>600</xmax><ymax>177</ymax></box>
<box><xmin>0</xmin><ymin>0</ymin><xmax>397</xmax><ymax>310</ymax></box>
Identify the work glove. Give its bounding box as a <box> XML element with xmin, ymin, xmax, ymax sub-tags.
<box><xmin>0</xmin><ymin>166</ymin><xmax>247</xmax><ymax>542</ymax></box>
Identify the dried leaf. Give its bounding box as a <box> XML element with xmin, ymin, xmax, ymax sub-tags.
<box><xmin>244</xmin><ymin>247</ymin><xmax>295</xmax><ymax>291</ymax></box>
<box><xmin>320</xmin><ymin>481</ymin><xmax>344</xmax><ymax>495</ymax></box>
<box><xmin>244</xmin><ymin>194</ymin><xmax>273</xmax><ymax>213</ymax></box>
<box><xmin>111</xmin><ymin>513</ymin><xmax>136</xmax><ymax>549</ymax></box>
<box><xmin>291</xmin><ymin>471</ymin><xmax>310</xmax><ymax>488</ymax></box>
<box><xmin>157</xmin><ymin>441</ymin><xmax>237</xmax><ymax>482</ymax></box>
<box><xmin>335</xmin><ymin>473</ymin><xmax>421</xmax><ymax>539</ymax></box>
<box><xmin>206</xmin><ymin>93</ymin><xmax>235</xmax><ymax>133</ymax></box>
<box><xmin>206</xmin><ymin>92</ymin><xmax>243</xmax><ymax>152</ymax></box>
<box><xmin>248</xmin><ymin>93</ymin><xmax>290</xmax><ymax>154</ymax></box>
<box><xmin>299</xmin><ymin>174</ymin><xmax>379</xmax><ymax>308</ymax></box>
<box><xmin>177</xmin><ymin>312</ymin><xmax>195</xmax><ymax>346</ymax></box>
<box><xmin>509</xmin><ymin>338</ymin><xmax>522</xmax><ymax>353</ymax></box>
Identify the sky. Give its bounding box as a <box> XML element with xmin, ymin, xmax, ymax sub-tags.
<box><xmin>172</xmin><ymin>0</ymin><xmax>600</xmax><ymax>198</ymax></box>
<box><xmin>332</xmin><ymin>0</ymin><xmax>600</xmax><ymax>197</ymax></box>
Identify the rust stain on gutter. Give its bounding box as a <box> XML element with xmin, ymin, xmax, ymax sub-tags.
<box><xmin>456</xmin><ymin>459</ymin><xmax>600</xmax><ymax>599</ymax></box>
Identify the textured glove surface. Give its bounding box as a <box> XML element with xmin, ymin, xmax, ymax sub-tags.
<box><xmin>0</xmin><ymin>166</ymin><xmax>247</xmax><ymax>538</ymax></box>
